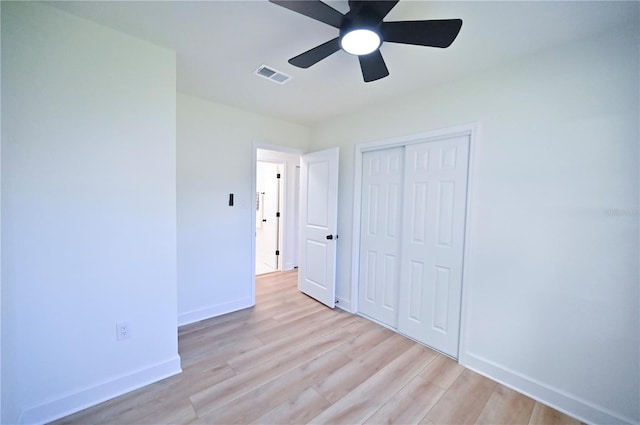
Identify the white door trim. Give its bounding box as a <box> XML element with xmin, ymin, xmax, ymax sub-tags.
<box><xmin>350</xmin><ymin>123</ymin><xmax>480</xmax><ymax>359</ymax></box>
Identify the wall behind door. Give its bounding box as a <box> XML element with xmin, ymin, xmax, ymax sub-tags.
<box><xmin>177</xmin><ymin>95</ymin><xmax>309</xmax><ymax>325</ymax></box>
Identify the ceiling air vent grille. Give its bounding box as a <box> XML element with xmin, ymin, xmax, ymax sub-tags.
<box><xmin>255</xmin><ymin>65</ymin><xmax>291</xmax><ymax>85</ymax></box>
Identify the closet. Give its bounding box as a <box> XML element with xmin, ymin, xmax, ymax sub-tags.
<box><xmin>358</xmin><ymin>135</ymin><xmax>470</xmax><ymax>358</ymax></box>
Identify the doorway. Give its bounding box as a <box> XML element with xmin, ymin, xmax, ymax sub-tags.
<box><xmin>253</xmin><ymin>147</ymin><xmax>301</xmax><ymax>278</ymax></box>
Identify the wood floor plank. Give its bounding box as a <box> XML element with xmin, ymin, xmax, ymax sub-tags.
<box><xmin>309</xmin><ymin>344</ymin><xmax>438</xmax><ymax>425</ymax></box>
<box><xmin>419</xmin><ymin>353</ymin><xmax>465</xmax><ymax>390</ymax></box>
<box><xmin>253</xmin><ymin>307</ymin><xmax>353</xmax><ymax>345</ymax></box>
<box><xmin>475</xmin><ymin>384</ymin><xmax>536</xmax><ymax>425</ymax></box>
<box><xmin>364</xmin><ymin>375</ymin><xmax>445</xmax><ymax>425</ymax></box>
<box><xmin>249</xmin><ymin>387</ymin><xmax>331</xmax><ymax>425</ymax></box>
<box><xmin>189</xmin><ymin>327</ymin><xmax>351</xmax><ymax>417</ymax></box>
<box><xmin>312</xmin><ymin>333</ymin><xmax>414</xmax><ymax>404</ymax></box>
<box><xmin>528</xmin><ymin>402</ymin><xmax>583</xmax><ymax>425</ymax></box>
<box><xmin>421</xmin><ymin>368</ymin><xmax>497</xmax><ymax>425</ymax></box>
<box><xmin>336</xmin><ymin>324</ymin><xmax>394</xmax><ymax>359</ymax></box>
<box><xmin>192</xmin><ymin>349</ymin><xmax>351</xmax><ymax>424</ymax></box>
<box><xmin>227</xmin><ymin>310</ymin><xmax>353</xmax><ymax>373</ymax></box>
<box><xmin>126</xmin><ymin>398</ymin><xmax>197</xmax><ymax>425</ymax></box>
<box><xmin>342</xmin><ymin>316</ymin><xmax>383</xmax><ymax>334</ymax></box>
<box><xmin>271</xmin><ymin>299</ymin><xmax>327</xmax><ymax>323</ymax></box>
<box><xmin>179</xmin><ymin>333</ymin><xmax>264</xmax><ymax>369</ymax></box>
<box><xmin>179</xmin><ymin>300</ymin><xmax>303</xmax><ymax>344</ymax></box>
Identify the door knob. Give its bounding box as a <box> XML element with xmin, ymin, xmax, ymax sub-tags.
<box><xmin>326</xmin><ymin>234</ymin><xmax>339</xmax><ymax>240</ymax></box>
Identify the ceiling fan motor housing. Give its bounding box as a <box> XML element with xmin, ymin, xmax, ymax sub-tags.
<box><xmin>339</xmin><ymin>10</ymin><xmax>383</xmax><ymax>55</ymax></box>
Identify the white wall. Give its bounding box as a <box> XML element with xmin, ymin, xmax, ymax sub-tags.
<box><xmin>310</xmin><ymin>25</ymin><xmax>639</xmax><ymax>425</ymax></box>
<box><xmin>1</xmin><ymin>3</ymin><xmax>180</xmax><ymax>424</ymax></box>
<box><xmin>177</xmin><ymin>94</ymin><xmax>309</xmax><ymax>326</ymax></box>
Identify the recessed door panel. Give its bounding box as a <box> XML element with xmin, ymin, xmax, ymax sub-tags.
<box><xmin>408</xmin><ymin>260</ymin><xmax>424</xmax><ymax>322</ymax></box>
<box><xmin>433</xmin><ymin>266</ymin><xmax>451</xmax><ymax>332</ymax></box>
<box><xmin>436</xmin><ymin>181</ymin><xmax>455</xmax><ymax>247</ymax></box>
<box><xmin>306</xmin><ymin>161</ymin><xmax>330</xmax><ymax>227</ymax></box>
<box><xmin>411</xmin><ymin>182</ymin><xmax>428</xmax><ymax>244</ymax></box>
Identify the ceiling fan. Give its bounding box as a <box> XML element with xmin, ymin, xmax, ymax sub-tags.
<box><xmin>269</xmin><ymin>0</ymin><xmax>463</xmax><ymax>82</ymax></box>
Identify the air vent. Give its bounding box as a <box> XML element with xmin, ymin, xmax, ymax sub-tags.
<box><xmin>255</xmin><ymin>65</ymin><xmax>291</xmax><ymax>85</ymax></box>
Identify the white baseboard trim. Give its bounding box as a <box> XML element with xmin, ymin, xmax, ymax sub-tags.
<box><xmin>460</xmin><ymin>351</ymin><xmax>637</xmax><ymax>425</ymax></box>
<box><xmin>335</xmin><ymin>296</ymin><xmax>352</xmax><ymax>312</ymax></box>
<box><xmin>19</xmin><ymin>355</ymin><xmax>182</xmax><ymax>425</ymax></box>
<box><xmin>177</xmin><ymin>297</ymin><xmax>254</xmax><ymax>327</ymax></box>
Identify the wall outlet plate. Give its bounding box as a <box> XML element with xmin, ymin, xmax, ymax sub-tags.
<box><xmin>116</xmin><ymin>322</ymin><xmax>131</xmax><ymax>340</ymax></box>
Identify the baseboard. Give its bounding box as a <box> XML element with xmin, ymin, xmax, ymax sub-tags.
<box><xmin>19</xmin><ymin>355</ymin><xmax>182</xmax><ymax>425</ymax></box>
<box><xmin>460</xmin><ymin>351</ymin><xmax>637</xmax><ymax>425</ymax></box>
<box><xmin>177</xmin><ymin>297</ymin><xmax>254</xmax><ymax>327</ymax></box>
<box><xmin>335</xmin><ymin>296</ymin><xmax>352</xmax><ymax>312</ymax></box>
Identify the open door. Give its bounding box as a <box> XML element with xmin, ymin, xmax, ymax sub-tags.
<box><xmin>298</xmin><ymin>147</ymin><xmax>339</xmax><ymax>308</ymax></box>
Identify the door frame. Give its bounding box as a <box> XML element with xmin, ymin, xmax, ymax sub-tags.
<box><xmin>251</xmin><ymin>143</ymin><xmax>303</xmax><ymax>301</ymax></box>
<box><xmin>350</xmin><ymin>123</ymin><xmax>480</xmax><ymax>360</ymax></box>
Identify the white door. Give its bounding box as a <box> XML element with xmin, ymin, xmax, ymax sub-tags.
<box><xmin>358</xmin><ymin>147</ymin><xmax>404</xmax><ymax>327</ymax></box>
<box><xmin>298</xmin><ymin>147</ymin><xmax>339</xmax><ymax>308</ymax></box>
<box><xmin>256</xmin><ymin>161</ymin><xmax>280</xmax><ymax>273</ymax></box>
<box><xmin>397</xmin><ymin>136</ymin><xmax>470</xmax><ymax>357</ymax></box>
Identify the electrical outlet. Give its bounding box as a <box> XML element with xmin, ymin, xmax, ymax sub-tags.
<box><xmin>116</xmin><ymin>322</ymin><xmax>132</xmax><ymax>341</ymax></box>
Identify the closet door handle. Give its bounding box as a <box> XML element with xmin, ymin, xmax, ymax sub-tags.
<box><xmin>326</xmin><ymin>234</ymin><xmax>339</xmax><ymax>240</ymax></box>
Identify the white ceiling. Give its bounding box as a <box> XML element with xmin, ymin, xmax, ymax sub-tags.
<box><xmin>50</xmin><ymin>0</ymin><xmax>638</xmax><ymax>126</ymax></box>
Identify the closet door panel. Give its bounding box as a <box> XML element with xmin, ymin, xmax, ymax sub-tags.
<box><xmin>358</xmin><ymin>147</ymin><xmax>404</xmax><ymax>327</ymax></box>
<box><xmin>398</xmin><ymin>136</ymin><xmax>470</xmax><ymax>358</ymax></box>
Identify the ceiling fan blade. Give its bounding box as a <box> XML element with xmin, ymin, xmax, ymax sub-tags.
<box><xmin>381</xmin><ymin>19</ymin><xmax>463</xmax><ymax>48</ymax></box>
<box><xmin>289</xmin><ymin>37</ymin><xmax>341</xmax><ymax>68</ymax></box>
<box><xmin>349</xmin><ymin>1</ymin><xmax>399</xmax><ymax>21</ymax></box>
<box><xmin>358</xmin><ymin>50</ymin><xmax>389</xmax><ymax>82</ymax></box>
<box><xmin>269</xmin><ymin>0</ymin><xmax>344</xmax><ymax>28</ymax></box>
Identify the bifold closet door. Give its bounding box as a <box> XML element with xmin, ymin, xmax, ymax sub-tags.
<box><xmin>358</xmin><ymin>147</ymin><xmax>404</xmax><ymax>328</ymax></box>
<box><xmin>397</xmin><ymin>136</ymin><xmax>470</xmax><ymax>358</ymax></box>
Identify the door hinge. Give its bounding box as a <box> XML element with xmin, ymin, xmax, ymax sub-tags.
<box><xmin>276</xmin><ymin>173</ymin><xmax>281</xmax><ymax>179</ymax></box>
<box><xmin>276</xmin><ymin>212</ymin><xmax>281</xmax><ymax>217</ymax></box>
<box><xmin>275</xmin><ymin>250</ymin><xmax>280</xmax><ymax>256</ymax></box>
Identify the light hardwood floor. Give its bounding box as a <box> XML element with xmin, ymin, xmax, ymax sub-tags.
<box><xmin>54</xmin><ymin>271</ymin><xmax>583</xmax><ymax>425</ymax></box>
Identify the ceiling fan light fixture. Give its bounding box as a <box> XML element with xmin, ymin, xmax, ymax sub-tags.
<box><xmin>340</xmin><ymin>29</ymin><xmax>381</xmax><ymax>55</ymax></box>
